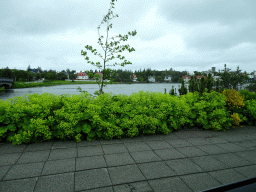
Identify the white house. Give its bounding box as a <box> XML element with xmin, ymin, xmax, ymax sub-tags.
<box><xmin>246</xmin><ymin>75</ymin><xmax>255</xmax><ymax>82</ymax></box>
<box><xmin>76</xmin><ymin>71</ymin><xmax>89</xmax><ymax>80</ymax></box>
<box><xmin>148</xmin><ymin>75</ymin><xmax>155</xmax><ymax>82</ymax></box>
<box><xmin>164</xmin><ymin>75</ymin><xmax>172</xmax><ymax>82</ymax></box>
<box><xmin>132</xmin><ymin>75</ymin><xmax>138</xmax><ymax>82</ymax></box>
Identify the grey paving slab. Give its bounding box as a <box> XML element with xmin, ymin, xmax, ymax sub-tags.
<box><xmin>179</xmin><ymin>173</ymin><xmax>222</xmax><ymax>192</ymax></box>
<box><xmin>207</xmin><ymin>168</ymin><xmax>248</xmax><ymax>186</ymax></box>
<box><xmin>0</xmin><ymin>125</ymin><xmax>255</xmax><ymax>192</ymax></box>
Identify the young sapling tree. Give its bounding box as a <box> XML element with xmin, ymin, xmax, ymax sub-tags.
<box><xmin>78</xmin><ymin>0</ymin><xmax>137</xmax><ymax>98</ymax></box>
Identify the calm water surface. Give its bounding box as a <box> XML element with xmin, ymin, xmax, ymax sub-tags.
<box><xmin>0</xmin><ymin>82</ymin><xmax>251</xmax><ymax>103</ymax></box>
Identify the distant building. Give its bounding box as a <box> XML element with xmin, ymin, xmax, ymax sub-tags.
<box><xmin>132</xmin><ymin>74</ymin><xmax>138</xmax><ymax>82</ymax></box>
<box><xmin>164</xmin><ymin>76</ymin><xmax>172</xmax><ymax>82</ymax></box>
<box><xmin>182</xmin><ymin>76</ymin><xmax>191</xmax><ymax>82</ymax></box>
<box><xmin>29</xmin><ymin>68</ymin><xmax>40</xmax><ymax>80</ymax></box>
<box><xmin>76</xmin><ymin>71</ymin><xmax>89</xmax><ymax>80</ymax></box>
<box><xmin>148</xmin><ymin>75</ymin><xmax>155</xmax><ymax>82</ymax></box>
<box><xmin>29</xmin><ymin>68</ymin><xmax>40</xmax><ymax>74</ymax></box>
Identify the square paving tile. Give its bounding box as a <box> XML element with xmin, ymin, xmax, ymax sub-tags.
<box><xmin>0</xmin><ymin>177</ymin><xmax>38</xmax><ymax>192</ymax></box>
<box><xmin>175</xmin><ymin>146</ymin><xmax>208</xmax><ymax>157</ymax></box>
<box><xmin>48</xmin><ymin>148</ymin><xmax>77</xmax><ymax>160</ymax></box>
<box><xmin>204</xmin><ymin>137</ymin><xmax>230</xmax><ymax>144</ymax></box>
<box><xmin>233</xmin><ymin>165</ymin><xmax>256</xmax><ymax>179</ymax></box>
<box><xmin>41</xmin><ymin>158</ymin><xmax>76</xmax><ymax>175</ymax></box>
<box><xmin>75</xmin><ymin>168</ymin><xmax>112</xmax><ymax>191</ymax></box>
<box><xmin>188</xmin><ymin>156</ymin><xmax>230</xmax><ymax>171</ymax></box>
<box><xmin>101</xmin><ymin>143</ymin><xmax>129</xmax><ymax>154</ymax></box>
<box><xmin>145</xmin><ymin>140</ymin><xmax>173</xmax><ymax>149</ymax></box>
<box><xmin>0</xmin><ymin>143</ymin><xmax>26</xmax><ymax>155</ymax></box>
<box><xmin>179</xmin><ymin>172</ymin><xmax>222</xmax><ymax>192</ymax></box>
<box><xmin>23</xmin><ymin>141</ymin><xmax>54</xmax><ymax>152</ymax></box>
<box><xmin>2</xmin><ymin>162</ymin><xmax>45</xmax><ymax>181</ymax></box>
<box><xmin>232</xmin><ymin>150</ymin><xmax>256</xmax><ymax>164</ymax></box>
<box><xmin>137</xmin><ymin>161</ymin><xmax>176</xmax><ymax>179</ymax></box>
<box><xmin>233</xmin><ymin>140</ymin><xmax>256</xmax><ymax>150</ymax></box>
<box><xmin>124</xmin><ymin>141</ymin><xmax>152</xmax><ymax>152</ymax></box>
<box><xmin>185</xmin><ymin>138</ymin><xmax>213</xmax><ymax>146</ymax></box>
<box><xmin>76</xmin><ymin>155</ymin><xmax>107</xmax><ymax>171</ymax></box>
<box><xmin>113</xmin><ymin>181</ymin><xmax>153</xmax><ymax>192</ymax></box>
<box><xmin>166</xmin><ymin>139</ymin><xmax>194</xmax><ymax>148</ymax></box>
<box><xmin>129</xmin><ymin>150</ymin><xmax>162</xmax><ymax>163</ymax></box>
<box><xmin>148</xmin><ymin>176</ymin><xmax>194</xmax><ymax>192</ymax></box>
<box><xmin>217</xmin><ymin>135</ymin><xmax>249</xmax><ymax>142</ymax></box>
<box><xmin>16</xmin><ymin>150</ymin><xmax>50</xmax><ymax>164</ymax></box>
<box><xmin>196</xmin><ymin>144</ymin><xmax>229</xmax><ymax>155</ymax></box>
<box><xmin>77</xmin><ymin>145</ymin><xmax>104</xmax><ymax>157</ymax></box>
<box><xmin>0</xmin><ymin>153</ymin><xmax>22</xmax><ymax>166</ymax></box>
<box><xmin>211</xmin><ymin>153</ymin><xmax>253</xmax><ymax>168</ymax></box>
<box><xmin>215</xmin><ymin>143</ymin><xmax>249</xmax><ymax>152</ymax></box>
<box><xmin>104</xmin><ymin>152</ymin><xmax>136</xmax><ymax>167</ymax></box>
<box><xmin>164</xmin><ymin>158</ymin><xmax>204</xmax><ymax>175</ymax></box>
<box><xmin>108</xmin><ymin>164</ymin><xmax>146</xmax><ymax>185</ymax></box>
<box><xmin>153</xmin><ymin>148</ymin><xmax>186</xmax><ymax>160</ymax></box>
<box><xmin>207</xmin><ymin>168</ymin><xmax>248</xmax><ymax>185</ymax></box>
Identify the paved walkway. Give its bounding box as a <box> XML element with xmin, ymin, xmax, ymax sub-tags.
<box><xmin>0</xmin><ymin>125</ymin><xmax>256</xmax><ymax>192</ymax></box>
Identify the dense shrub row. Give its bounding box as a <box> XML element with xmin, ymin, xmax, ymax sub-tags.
<box><xmin>0</xmin><ymin>88</ymin><xmax>255</xmax><ymax>145</ymax></box>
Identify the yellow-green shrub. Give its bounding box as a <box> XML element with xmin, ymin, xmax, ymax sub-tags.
<box><xmin>221</xmin><ymin>89</ymin><xmax>246</xmax><ymax>126</ymax></box>
<box><xmin>231</xmin><ymin>113</ymin><xmax>242</xmax><ymax>126</ymax></box>
<box><xmin>222</xmin><ymin>89</ymin><xmax>245</xmax><ymax>109</ymax></box>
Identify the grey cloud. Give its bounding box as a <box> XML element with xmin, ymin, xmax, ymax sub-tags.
<box><xmin>159</xmin><ymin>0</ymin><xmax>256</xmax><ymax>26</ymax></box>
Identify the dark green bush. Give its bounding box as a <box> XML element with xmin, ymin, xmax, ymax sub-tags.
<box><xmin>238</xmin><ymin>89</ymin><xmax>256</xmax><ymax>101</ymax></box>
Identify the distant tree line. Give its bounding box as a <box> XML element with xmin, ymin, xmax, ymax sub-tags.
<box><xmin>0</xmin><ymin>65</ymin><xmax>255</xmax><ymax>87</ymax></box>
<box><xmin>0</xmin><ymin>66</ymin><xmax>192</xmax><ymax>83</ymax></box>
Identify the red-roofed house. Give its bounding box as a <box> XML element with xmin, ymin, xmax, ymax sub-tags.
<box><xmin>182</xmin><ymin>75</ymin><xmax>214</xmax><ymax>83</ymax></box>
<box><xmin>133</xmin><ymin>74</ymin><xmax>138</xmax><ymax>82</ymax></box>
<box><xmin>182</xmin><ymin>76</ymin><xmax>191</xmax><ymax>82</ymax></box>
<box><xmin>76</xmin><ymin>71</ymin><xmax>89</xmax><ymax>80</ymax></box>
<box><xmin>93</xmin><ymin>72</ymin><xmax>103</xmax><ymax>80</ymax></box>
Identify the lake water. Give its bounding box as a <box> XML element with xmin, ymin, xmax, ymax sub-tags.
<box><xmin>0</xmin><ymin>82</ymin><xmax>252</xmax><ymax>103</ymax></box>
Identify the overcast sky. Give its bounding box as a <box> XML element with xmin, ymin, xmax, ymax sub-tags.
<box><xmin>1</xmin><ymin>0</ymin><xmax>256</xmax><ymax>75</ymax></box>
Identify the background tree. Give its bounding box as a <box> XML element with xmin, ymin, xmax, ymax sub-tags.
<box><xmin>172</xmin><ymin>76</ymin><xmax>180</xmax><ymax>83</ymax></box>
<box><xmin>137</xmin><ymin>76</ymin><xmax>144</xmax><ymax>83</ymax></box>
<box><xmin>193</xmin><ymin>71</ymin><xmax>200</xmax><ymax>76</ymax></box>
<box><xmin>57</xmin><ymin>72</ymin><xmax>68</xmax><ymax>80</ymax></box>
<box><xmin>3</xmin><ymin>67</ymin><xmax>11</xmax><ymax>78</ymax></box>
<box><xmin>35</xmin><ymin>72</ymin><xmax>42</xmax><ymax>80</ymax></box>
<box><xmin>65</xmin><ymin>68</ymin><xmax>71</xmax><ymax>79</ymax></box>
<box><xmin>45</xmin><ymin>72</ymin><xmax>56</xmax><ymax>81</ymax></box>
<box><xmin>215</xmin><ymin>64</ymin><xmax>250</xmax><ymax>91</ymax></box>
<box><xmin>228</xmin><ymin>66</ymin><xmax>249</xmax><ymax>91</ymax></box>
<box><xmin>26</xmin><ymin>65</ymin><xmax>31</xmax><ymax>72</ymax></box>
<box><xmin>155</xmin><ymin>75</ymin><xmax>162</xmax><ymax>83</ymax></box>
<box><xmin>80</xmin><ymin>0</ymin><xmax>137</xmax><ymax>96</ymax></box>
